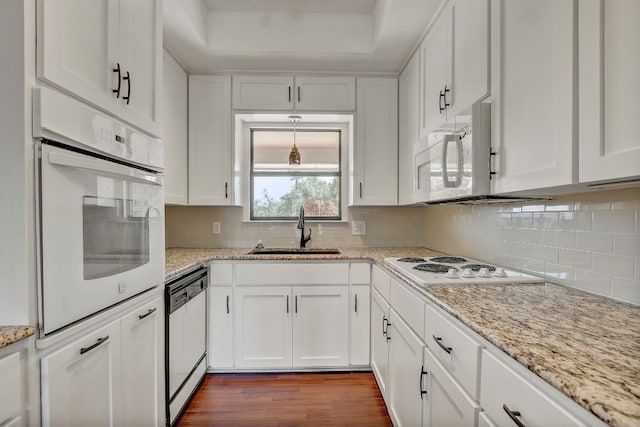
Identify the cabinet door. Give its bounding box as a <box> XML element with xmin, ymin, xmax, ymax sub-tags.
<box><xmin>292</xmin><ymin>286</ymin><xmax>349</xmax><ymax>367</ymax></box>
<box><xmin>422</xmin><ymin>348</ymin><xmax>479</xmax><ymax>427</ymax></box>
<box><xmin>234</xmin><ymin>287</ymin><xmax>292</xmax><ymax>368</ymax></box>
<box><xmin>419</xmin><ymin>10</ymin><xmax>450</xmax><ymax>139</ymax></box>
<box><xmin>41</xmin><ymin>320</ymin><xmax>122</xmax><ymax>427</ymax></box>
<box><xmin>0</xmin><ymin>352</ymin><xmax>21</xmax><ymax>425</ymax></box>
<box><xmin>208</xmin><ymin>287</ymin><xmax>234</xmax><ymax>368</ymax></box>
<box><xmin>354</xmin><ymin>78</ymin><xmax>398</xmax><ymax>206</ymax></box>
<box><xmin>37</xmin><ymin>0</ymin><xmax>119</xmax><ymax>117</ymax></box>
<box><xmin>491</xmin><ymin>0</ymin><xmax>575</xmax><ymax>193</ymax></box>
<box><xmin>371</xmin><ymin>289</ymin><xmax>391</xmax><ymax>400</ymax></box>
<box><xmin>188</xmin><ymin>75</ymin><xmax>233</xmax><ymax>205</ymax></box>
<box><xmin>350</xmin><ymin>285</ymin><xmax>371</xmax><ymax>366</ymax></box>
<box><xmin>387</xmin><ymin>309</ymin><xmax>425</xmax><ymax>427</ymax></box>
<box><xmin>579</xmin><ymin>0</ymin><xmax>640</xmax><ymax>183</ymax></box>
<box><xmin>232</xmin><ymin>75</ymin><xmax>294</xmax><ymax>110</ymax></box>
<box><xmin>398</xmin><ymin>52</ymin><xmax>420</xmax><ymax>205</ymax></box>
<box><xmin>120</xmin><ymin>297</ymin><xmax>164</xmax><ymax>427</ymax></box>
<box><xmin>294</xmin><ymin>76</ymin><xmax>356</xmax><ymax>111</ymax></box>
<box><xmin>116</xmin><ymin>0</ymin><xmax>162</xmax><ymax>136</ymax></box>
<box><xmin>162</xmin><ymin>52</ymin><xmax>188</xmax><ymax>205</ymax></box>
<box><xmin>449</xmin><ymin>0</ymin><xmax>489</xmax><ymax>117</ymax></box>
<box><xmin>481</xmin><ymin>350</ymin><xmax>586</xmax><ymax>427</ymax></box>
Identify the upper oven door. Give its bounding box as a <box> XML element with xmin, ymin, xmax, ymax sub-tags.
<box><xmin>39</xmin><ymin>143</ymin><xmax>165</xmax><ymax>334</ymax></box>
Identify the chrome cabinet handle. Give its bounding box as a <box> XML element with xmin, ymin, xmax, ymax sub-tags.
<box><xmin>354</xmin><ymin>294</ymin><xmax>358</xmax><ymax>313</ymax></box>
<box><xmin>286</xmin><ymin>295</ymin><xmax>289</xmax><ymax>313</ymax></box>
<box><xmin>112</xmin><ymin>63</ymin><xmax>122</xmax><ymax>98</ymax></box>
<box><xmin>122</xmin><ymin>70</ymin><xmax>131</xmax><ymax>105</ymax></box>
<box><xmin>433</xmin><ymin>334</ymin><xmax>452</xmax><ymax>354</ymax></box>
<box><xmin>419</xmin><ymin>366</ymin><xmax>428</xmax><ymax>399</ymax></box>
<box><xmin>359</xmin><ymin>182</ymin><xmax>363</xmax><ymax>198</ymax></box>
<box><xmin>385</xmin><ymin>319</ymin><xmax>391</xmax><ymax>341</ymax></box>
<box><xmin>382</xmin><ymin>315</ymin><xmax>388</xmax><ymax>337</ymax></box>
<box><xmin>295</xmin><ymin>295</ymin><xmax>298</xmax><ymax>314</ymax></box>
<box><xmin>439</xmin><ymin>89</ymin><xmax>445</xmax><ymax>113</ymax></box>
<box><xmin>489</xmin><ymin>148</ymin><xmax>497</xmax><ymax>180</ymax></box>
<box><xmin>138</xmin><ymin>308</ymin><xmax>157</xmax><ymax>320</ymax></box>
<box><xmin>80</xmin><ymin>336</ymin><xmax>109</xmax><ymax>355</ymax></box>
<box><xmin>226</xmin><ymin>295</ymin><xmax>230</xmax><ymax>314</ymax></box>
<box><xmin>297</xmin><ymin>86</ymin><xmax>301</xmax><ymax>103</ymax></box>
<box><xmin>288</xmin><ymin>86</ymin><xmax>292</xmax><ymax>103</ymax></box>
<box><xmin>503</xmin><ymin>404</ymin><xmax>526</xmax><ymax>427</ymax></box>
<box><xmin>225</xmin><ymin>182</ymin><xmax>228</xmax><ymax>198</ymax></box>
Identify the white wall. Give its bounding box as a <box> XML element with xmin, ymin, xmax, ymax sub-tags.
<box><xmin>421</xmin><ymin>187</ymin><xmax>640</xmax><ymax>305</ymax></box>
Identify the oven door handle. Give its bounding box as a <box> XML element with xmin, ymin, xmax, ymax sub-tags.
<box><xmin>47</xmin><ymin>149</ymin><xmax>163</xmax><ymax>186</ymax></box>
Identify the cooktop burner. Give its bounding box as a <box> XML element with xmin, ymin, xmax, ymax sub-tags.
<box><xmin>461</xmin><ymin>264</ymin><xmax>496</xmax><ymax>272</ymax></box>
<box><xmin>397</xmin><ymin>257</ymin><xmax>427</xmax><ymax>263</ymax></box>
<box><xmin>429</xmin><ymin>256</ymin><xmax>468</xmax><ymax>264</ymax></box>
<box><xmin>414</xmin><ymin>263</ymin><xmax>455</xmax><ymax>273</ymax></box>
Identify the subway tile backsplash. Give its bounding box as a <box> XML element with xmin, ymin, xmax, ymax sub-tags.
<box><xmin>421</xmin><ymin>187</ymin><xmax>640</xmax><ymax>305</ymax></box>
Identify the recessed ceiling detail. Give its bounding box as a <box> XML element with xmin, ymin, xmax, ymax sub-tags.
<box><xmin>164</xmin><ymin>0</ymin><xmax>443</xmax><ymax>73</ymax></box>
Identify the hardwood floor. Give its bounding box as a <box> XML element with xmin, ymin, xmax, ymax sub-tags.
<box><xmin>176</xmin><ymin>372</ymin><xmax>392</xmax><ymax>427</ymax></box>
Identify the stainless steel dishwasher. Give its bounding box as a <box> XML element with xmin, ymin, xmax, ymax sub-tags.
<box><xmin>165</xmin><ymin>267</ymin><xmax>207</xmax><ymax>425</ymax></box>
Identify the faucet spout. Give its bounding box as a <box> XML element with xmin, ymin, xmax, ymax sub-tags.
<box><xmin>297</xmin><ymin>206</ymin><xmax>312</xmax><ymax>248</ymax></box>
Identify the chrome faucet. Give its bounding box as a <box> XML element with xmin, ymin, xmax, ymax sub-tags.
<box><xmin>297</xmin><ymin>206</ymin><xmax>312</xmax><ymax>248</ymax></box>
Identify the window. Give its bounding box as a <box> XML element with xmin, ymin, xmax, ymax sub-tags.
<box><xmin>250</xmin><ymin>129</ymin><xmax>341</xmax><ymax>220</ymax></box>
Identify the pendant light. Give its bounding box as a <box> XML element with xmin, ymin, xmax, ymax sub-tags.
<box><xmin>288</xmin><ymin>115</ymin><xmax>301</xmax><ymax>165</ymax></box>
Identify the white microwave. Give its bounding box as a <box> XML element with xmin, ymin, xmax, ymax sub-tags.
<box><xmin>413</xmin><ymin>103</ymin><xmax>491</xmax><ymax>203</ymax></box>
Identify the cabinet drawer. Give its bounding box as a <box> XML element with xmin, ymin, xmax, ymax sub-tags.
<box><xmin>209</xmin><ymin>262</ymin><xmax>233</xmax><ymax>286</ymax></box>
<box><xmin>350</xmin><ymin>263</ymin><xmax>371</xmax><ymax>285</ymax></box>
<box><xmin>371</xmin><ymin>265</ymin><xmax>391</xmax><ymax>301</ymax></box>
<box><xmin>424</xmin><ymin>303</ymin><xmax>482</xmax><ymax>400</ymax></box>
<box><xmin>389</xmin><ymin>278</ymin><xmax>425</xmax><ymax>337</ymax></box>
<box><xmin>0</xmin><ymin>352</ymin><xmax>21</xmax><ymax>424</ymax></box>
<box><xmin>480</xmin><ymin>350</ymin><xmax>586</xmax><ymax>427</ymax></box>
<box><xmin>235</xmin><ymin>263</ymin><xmax>349</xmax><ymax>285</ymax></box>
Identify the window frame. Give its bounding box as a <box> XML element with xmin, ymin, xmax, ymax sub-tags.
<box><xmin>249</xmin><ymin>127</ymin><xmax>343</xmax><ymax>221</ymax></box>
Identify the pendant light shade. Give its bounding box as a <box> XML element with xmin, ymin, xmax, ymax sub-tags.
<box><xmin>288</xmin><ymin>115</ymin><xmax>301</xmax><ymax>165</ymax></box>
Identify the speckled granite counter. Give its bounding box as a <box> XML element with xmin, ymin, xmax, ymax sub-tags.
<box><xmin>165</xmin><ymin>247</ymin><xmax>640</xmax><ymax>427</ymax></box>
<box><xmin>0</xmin><ymin>325</ymin><xmax>35</xmax><ymax>349</ymax></box>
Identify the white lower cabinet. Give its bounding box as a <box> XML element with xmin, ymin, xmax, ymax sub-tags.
<box><xmin>41</xmin><ymin>320</ymin><xmax>123</xmax><ymax>427</ymax></box>
<box><xmin>208</xmin><ymin>287</ymin><xmax>234</xmax><ymax>368</ymax></box>
<box><xmin>387</xmin><ymin>308</ymin><xmax>425</xmax><ymax>427</ymax></box>
<box><xmin>293</xmin><ymin>286</ymin><xmax>350</xmax><ymax>367</ymax></box>
<box><xmin>422</xmin><ymin>347</ymin><xmax>480</xmax><ymax>427</ymax></box>
<box><xmin>350</xmin><ymin>285</ymin><xmax>371</xmax><ymax>366</ymax></box>
<box><xmin>480</xmin><ymin>350</ymin><xmax>588</xmax><ymax>427</ymax></box>
<box><xmin>234</xmin><ymin>286</ymin><xmax>293</xmax><ymax>368</ymax></box>
<box><xmin>370</xmin><ymin>288</ymin><xmax>391</xmax><ymax>400</ymax></box>
<box><xmin>120</xmin><ymin>297</ymin><xmax>164</xmax><ymax>427</ymax></box>
<box><xmin>0</xmin><ymin>351</ymin><xmax>23</xmax><ymax>426</ymax></box>
<box><xmin>40</xmin><ymin>295</ymin><xmax>163</xmax><ymax>427</ymax></box>
<box><xmin>212</xmin><ymin>261</ymin><xmax>370</xmax><ymax>370</ymax></box>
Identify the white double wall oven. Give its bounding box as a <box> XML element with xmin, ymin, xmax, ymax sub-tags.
<box><xmin>34</xmin><ymin>87</ymin><xmax>165</xmax><ymax>335</ymax></box>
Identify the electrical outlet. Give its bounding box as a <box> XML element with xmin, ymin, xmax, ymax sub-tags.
<box><xmin>352</xmin><ymin>221</ymin><xmax>366</xmax><ymax>236</ymax></box>
<box><xmin>212</xmin><ymin>222</ymin><xmax>221</xmax><ymax>234</ymax></box>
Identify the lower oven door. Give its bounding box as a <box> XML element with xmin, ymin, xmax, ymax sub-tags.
<box><xmin>39</xmin><ymin>143</ymin><xmax>165</xmax><ymax>334</ymax></box>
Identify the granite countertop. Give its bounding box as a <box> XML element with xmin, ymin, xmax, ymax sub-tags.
<box><xmin>166</xmin><ymin>247</ymin><xmax>640</xmax><ymax>427</ymax></box>
<box><xmin>0</xmin><ymin>326</ymin><xmax>35</xmax><ymax>349</ymax></box>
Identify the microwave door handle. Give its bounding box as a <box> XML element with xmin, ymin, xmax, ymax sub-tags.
<box><xmin>454</xmin><ymin>134</ymin><xmax>463</xmax><ymax>187</ymax></box>
<box><xmin>47</xmin><ymin>150</ymin><xmax>162</xmax><ymax>186</ymax></box>
<box><xmin>441</xmin><ymin>135</ymin><xmax>454</xmax><ymax>188</ymax></box>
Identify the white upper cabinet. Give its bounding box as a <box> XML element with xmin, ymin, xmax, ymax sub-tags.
<box><xmin>398</xmin><ymin>52</ymin><xmax>420</xmax><ymax>206</ymax></box>
<box><xmin>188</xmin><ymin>75</ymin><xmax>234</xmax><ymax>206</ymax></box>
<box><xmin>419</xmin><ymin>0</ymin><xmax>489</xmax><ymax>138</ymax></box>
<box><xmin>37</xmin><ymin>0</ymin><xmax>162</xmax><ymax>137</ymax></box>
<box><xmin>579</xmin><ymin>0</ymin><xmax>640</xmax><ymax>184</ymax></box>
<box><xmin>294</xmin><ymin>76</ymin><xmax>356</xmax><ymax>111</ymax></box>
<box><xmin>162</xmin><ymin>52</ymin><xmax>188</xmax><ymax>205</ymax></box>
<box><xmin>353</xmin><ymin>77</ymin><xmax>398</xmax><ymax>206</ymax></box>
<box><xmin>490</xmin><ymin>0</ymin><xmax>576</xmax><ymax>194</ymax></box>
<box><xmin>232</xmin><ymin>75</ymin><xmax>356</xmax><ymax>111</ymax></box>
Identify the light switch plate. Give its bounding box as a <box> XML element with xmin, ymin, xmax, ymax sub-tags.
<box><xmin>352</xmin><ymin>221</ymin><xmax>366</xmax><ymax>236</ymax></box>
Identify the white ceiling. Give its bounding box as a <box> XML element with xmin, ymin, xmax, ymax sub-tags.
<box><xmin>163</xmin><ymin>0</ymin><xmax>443</xmax><ymax>74</ymax></box>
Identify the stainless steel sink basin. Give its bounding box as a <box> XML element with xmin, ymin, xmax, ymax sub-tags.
<box><xmin>247</xmin><ymin>248</ymin><xmax>341</xmax><ymax>255</ymax></box>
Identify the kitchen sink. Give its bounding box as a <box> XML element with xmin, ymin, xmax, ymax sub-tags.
<box><xmin>247</xmin><ymin>248</ymin><xmax>341</xmax><ymax>255</ymax></box>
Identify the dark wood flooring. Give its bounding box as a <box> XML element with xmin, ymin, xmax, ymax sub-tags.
<box><xmin>176</xmin><ymin>372</ymin><xmax>392</xmax><ymax>427</ymax></box>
